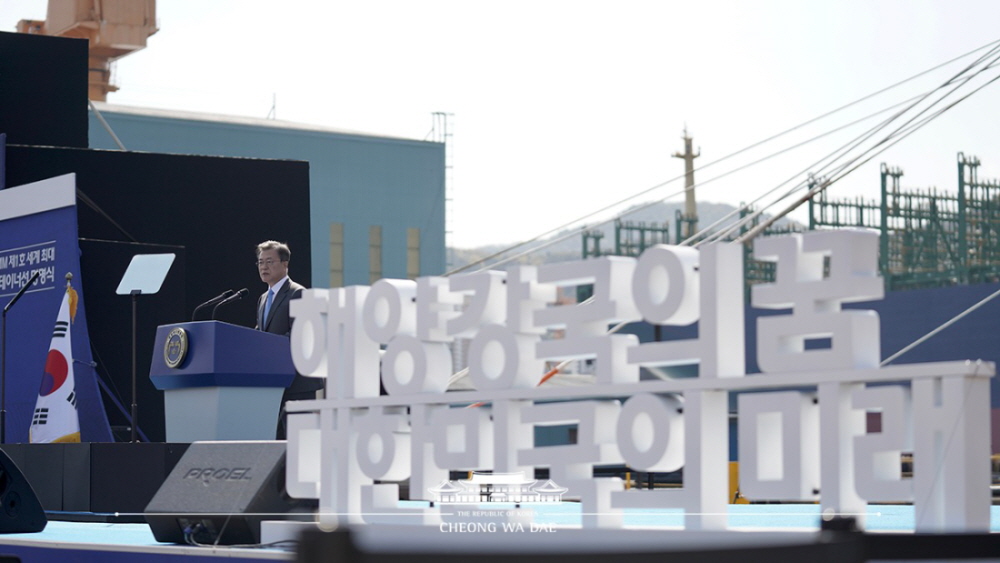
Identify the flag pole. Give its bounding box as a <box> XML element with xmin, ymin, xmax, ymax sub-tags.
<box><xmin>1</xmin><ymin>309</ymin><xmax>6</xmax><ymax>444</ymax></box>
<box><xmin>1</xmin><ymin>270</ymin><xmax>41</xmax><ymax>444</ymax></box>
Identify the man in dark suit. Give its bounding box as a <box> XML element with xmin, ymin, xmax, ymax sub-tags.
<box><xmin>255</xmin><ymin>240</ymin><xmax>323</xmax><ymax>438</ymax></box>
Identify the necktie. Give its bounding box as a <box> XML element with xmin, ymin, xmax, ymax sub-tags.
<box><xmin>263</xmin><ymin>289</ymin><xmax>274</xmax><ymax>327</ymax></box>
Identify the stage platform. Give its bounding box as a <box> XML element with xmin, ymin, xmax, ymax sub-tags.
<box><xmin>0</xmin><ymin>441</ymin><xmax>996</xmax><ymax>562</ymax></box>
<box><xmin>0</xmin><ymin>504</ymin><xmax>994</xmax><ymax>562</ymax></box>
<box><xmin>0</xmin><ymin>521</ymin><xmax>289</xmax><ymax>562</ymax></box>
<box><xmin>0</xmin><ymin>443</ymin><xmax>189</xmax><ymax>522</ymax></box>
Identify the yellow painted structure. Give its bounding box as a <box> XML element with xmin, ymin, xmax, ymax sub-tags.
<box><xmin>729</xmin><ymin>461</ymin><xmax>749</xmax><ymax>504</ymax></box>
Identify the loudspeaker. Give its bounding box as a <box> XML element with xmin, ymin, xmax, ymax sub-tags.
<box><xmin>144</xmin><ymin>441</ymin><xmax>315</xmax><ymax>545</ymax></box>
<box><xmin>0</xmin><ymin>450</ymin><xmax>46</xmax><ymax>533</ymax></box>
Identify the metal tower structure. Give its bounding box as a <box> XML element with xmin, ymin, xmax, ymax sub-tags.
<box><xmin>582</xmin><ymin>220</ymin><xmax>671</xmax><ymax>259</ymax></box>
<box><xmin>672</xmin><ymin>129</ymin><xmax>700</xmax><ymax>241</ymax></box>
<box><xmin>582</xmin><ymin>129</ymin><xmax>700</xmax><ymax>261</ymax></box>
<box><xmin>430</xmin><ymin>112</ymin><xmax>455</xmax><ymax>269</ymax></box>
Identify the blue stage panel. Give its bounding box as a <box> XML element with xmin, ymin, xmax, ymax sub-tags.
<box><xmin>0</xmin><ymin>505</ymin><xmax>996</xmax><ymax>562</ymax></box>
<box><xmin>0</xmin><ymin>522</ymin><xmax>290</xmax><ymax>562</ymax></box>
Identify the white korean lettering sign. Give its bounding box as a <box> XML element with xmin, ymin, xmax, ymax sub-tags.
<box><xmin>286</xmin><ymin>231</ymin><xmax>993</xmax><ymax>532</ymax></box>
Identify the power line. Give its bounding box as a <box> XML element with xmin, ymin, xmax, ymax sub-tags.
<box><xmin>734</xmin><ymin>49</ymin><xmax>1000</xmax><ymax>244</ymax></box>
<box><xmin>709</xmin><ymin>56</ymin><xmax>1000</xmax><ymax>246</ymax></box>
<box><xmin>447</xmin><ymin>37</ymin><xmax>1000</xmax><ymax>274</ymax></box>
<box><xmin>691</xmin><ymin>43</ymin><xmax>1000</xmax><ymax>247</ymax></box>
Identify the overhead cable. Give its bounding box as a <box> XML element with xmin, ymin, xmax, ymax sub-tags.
<box><xmin>448</xmin><ymin>38</ymin><xmax>1000</xmax><ymax>274</ymax></box>
<box><xmin>735</xmin><ymin>50</ymin><xmax>1000</xmax><ymax>244</ymax></box>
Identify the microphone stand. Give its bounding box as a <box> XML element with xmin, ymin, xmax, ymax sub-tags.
<box><xmin>130</xmin><ymin>289</ymin><xmax>140</xmax><ymax>443</ymax></box>
<box><xmin>192</xmin><ymin>289</ymin><xmax>234</xmax><ymax>321</ymax></box>
<box><xmin>211</xmin><ymin>289</ymin><xmax>247</xmax><ymax>320</ymax></box>
<box><xmin>2</xmin><ymin>271</ymin><xmax>41</xmax><ymax>444</ymax></box>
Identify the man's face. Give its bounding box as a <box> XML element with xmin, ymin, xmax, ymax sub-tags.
<box><xmin>257</xmin><ymin>248</ymin><xmax>288</xmax><ymax>287</ymax></box>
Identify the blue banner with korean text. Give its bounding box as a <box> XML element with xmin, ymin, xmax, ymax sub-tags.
<box><xmin>0</xmin><ymin>174</ymin><xmax>112</xmax><ymax>442</ymax></box>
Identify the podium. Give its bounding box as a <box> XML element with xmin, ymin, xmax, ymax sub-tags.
<box><xmin>149</xmin><ymin>321</ymin><xmax>295</xmax><ymax>442</ymax></box>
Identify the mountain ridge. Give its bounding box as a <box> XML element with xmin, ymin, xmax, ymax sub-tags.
<box><xmin>448</xmin><ymin>200</ymin><xmax>801</xmax><ymax>271</ymax></box>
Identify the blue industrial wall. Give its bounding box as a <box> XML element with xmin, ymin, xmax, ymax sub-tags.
<box><xmin>623</xmin><ymin>281</ymin><xmax>1000</xmax><ymax>453</ymax></box>
<box><xmin>87</xmin><ymin>106</ymin><xmax>446</xmax><ymax>288</ymax></box>
<box><xmin>625</xmin><ymin>281</ymin><xmax>1000</xmax><ymax>406</ymax></box>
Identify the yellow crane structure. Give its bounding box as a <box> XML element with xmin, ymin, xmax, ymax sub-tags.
<box><xmin>16</xmin><ymin>0</ymin><xmax>157</xmax><ymax>101</ymax></box>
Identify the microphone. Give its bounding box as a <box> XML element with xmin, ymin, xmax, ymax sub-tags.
<box><xmin>211</xmin><ymin>288</ymin><xmax>248</xmax><ymax>320</ymax></box>
<box><xmin>3</xmin><ymin>271</ymin><xmax>41</xmax><ymax>314</ymax></box>
<box><xmin>191</xmin><ymin>289</ymin><xmax>235</xmax><ymax>320</ymax></box>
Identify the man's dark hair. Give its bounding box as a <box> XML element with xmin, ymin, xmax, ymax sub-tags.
<box><xmin>256</xmin><ymin>240</ymin><xmax>290</xmax><ymax>262</ymax></box>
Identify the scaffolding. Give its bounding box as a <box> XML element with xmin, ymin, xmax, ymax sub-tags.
<box><xmin>739</xmin><ymin>207</ymin><xmax>803</xmax><ymax>290</ymax></box>
<box><xmin>582</xmin><ymin>154</ymin><xmax>1000</xmax><ymax>295</ymax></box>
<box><xmin>581</xmin><ymin>213</ymin><xmax>799</xmax><ymax>296</ymax></box>
<box><xmin>583</xmin><ymin>153</ymin><xmax>1000</xmax><ymax>298</ymax></box>
<box><xmin>809</xmin><ymin>153</ymin><xmax>1000</xmax><ymax>291</ymax></box>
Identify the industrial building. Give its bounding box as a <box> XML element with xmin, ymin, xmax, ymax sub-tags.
<box><xmin>16</xmin><ymin>0</ymin><xmax>446</xmax><ymax>288</ymax></box>
<box><xmin>87</xmin><ymin>104</ymin><xmax>447</xmax><ymax>289</ymax></box>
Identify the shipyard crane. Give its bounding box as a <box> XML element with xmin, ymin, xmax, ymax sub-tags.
<box><xmin>17</xmin><ymin>0</ymin><xmax>158</xmax><ymax>101</ymax></box>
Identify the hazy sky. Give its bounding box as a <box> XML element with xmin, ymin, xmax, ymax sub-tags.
<box><xmin>5</xmin><ymin>1</ymin><xmax>1000</xmax><ymax>249</ymax></box>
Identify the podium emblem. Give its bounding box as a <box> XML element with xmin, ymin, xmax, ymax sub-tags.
<box><xmin>164</xmin><ymin>327</ymin><xmax>189</xmax><ymax>369</ymax></box>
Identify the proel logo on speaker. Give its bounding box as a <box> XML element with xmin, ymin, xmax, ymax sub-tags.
<box><xmin>183</xmin><ymin>467</ymin><xmax>253</xmax><ymax>484</ymax></box>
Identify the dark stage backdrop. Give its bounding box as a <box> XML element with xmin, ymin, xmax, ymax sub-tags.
<box><xmin>5</xmin><ymin>145</ymin><xmax>312</xmax><ymax>442</ymax></box>
<box><xmin>79</xmin><ymin>239</ymin><xmax>186</xmax><ymax>442</ymax></box>
<box><xmin>0</xmin><ymin>31</ymin><xmax>88</xmax><ymax>149</ymax></box>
